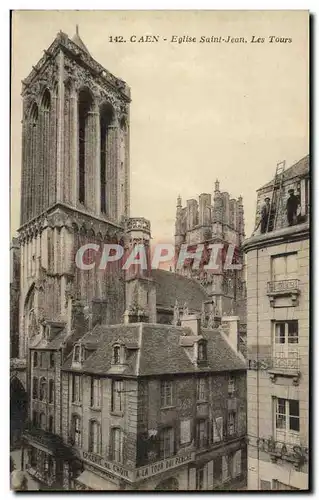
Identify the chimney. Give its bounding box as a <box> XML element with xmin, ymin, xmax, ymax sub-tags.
<box><xmin>221</xmin><ymin>315</ymin><xmax>239</xmax><ymax>351</ymax></box>
<box><xmin>180</xmin><ymin>313</ymin><xmax>201</xmax><ymax>336</ymax></box>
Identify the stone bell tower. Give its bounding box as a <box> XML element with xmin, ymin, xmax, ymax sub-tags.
<box><xmin>18</xmin><ymin>28</ymin><xmax>131</xmax><ymax>358</ymax></box>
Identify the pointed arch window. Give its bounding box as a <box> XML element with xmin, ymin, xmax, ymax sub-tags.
<box><xmin>33</xmin><ymin>351</ymin><xmax>38</xmax><ymax>367</ymax></box>
<box><xmin>32</xmin><ymin>377</ymin><xmax>38</xmax><ymax>399</ymax></box>
<box><xmin>27</xmin><ymin>102</ymin><xmax>39</xmax><ymax>221</ymax></box>
<box><xmin>100</xmin><ymin>103</ymin><xmax>115</xmax><ymax>214</ymax></box>
<box><xmin>49</xmin><ymin>380</ymin><xmax>55</xmax><ymax>404</ymax></box>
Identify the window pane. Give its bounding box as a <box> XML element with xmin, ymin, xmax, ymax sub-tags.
<box><xmin>289</xmin><ymin>400</ymin><xmax>299</xmax><ymax>417</ymax></box>
<box><xmin>275</xmin><ymin>323</ymin><xmax>285</xmax><ymax>344</ymax></box>
<box><xmin>286</xmin><ymin>254</ymin><xmax>298</xmax><ymax>275</ymax></box>
<box><xmin>288</xmin><ymin>321</ymin><xmax>299</xmax><ymax>344</ymax></box>
<box><xmin>289</xmin><ymin>416</ymin><xmax>300</xmax><ymax>432</ymax></box>
<box><xmin>272</xmin><ymin>256</ymin><xmax>286</xmax><ymax>279</ymax></box>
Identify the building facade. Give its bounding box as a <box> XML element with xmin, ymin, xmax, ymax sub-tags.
<box><xmin>242</xmin><ymin>155</ymin><xmax>309</xmax><ymax>491</ymax></box>
<box><xmin>174</xmin><ymin>183</ymin><xmax>246</xmax><ymax>334</ymax></box>
<box><xmin>23</xmin><ymin>315</ymin><xmax>247</xmax><ymax>491</ymax></box>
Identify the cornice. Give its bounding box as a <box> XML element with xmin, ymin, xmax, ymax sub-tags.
<box><xmin>242</xmin><ymin>222</ymin><xmax>310</xmax><ymax>253</ymax></box>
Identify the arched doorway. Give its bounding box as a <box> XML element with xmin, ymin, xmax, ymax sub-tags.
<box><xmin>10</xmin><ymin>377</ymin><xmax>27</xmax><ymax>450</ymax></box>
<box><xmin>155</xmin><ymin>477</ymin><xmax>179</xmax><ymax>491</ymax></box>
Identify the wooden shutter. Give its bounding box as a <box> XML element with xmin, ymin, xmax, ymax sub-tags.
<box><xmin>207</xmin><ymin>460</ymin><xmax>214</xmax><ymax>489</ymax></box>
<box><xmin>222</xmin><ymin>455</ymin><xmax>229</xmax><ymax>482</ymax></box>
<box><xmin>213</xmin><ymin>416</ymin><xmax>223</xmax><ymax>442</ymax></box>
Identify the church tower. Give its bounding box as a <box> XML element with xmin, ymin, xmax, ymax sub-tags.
<box><xmin>18</xmin><ymin>28</ymin><xmax>131</xmax><ymax>358</ymax></box>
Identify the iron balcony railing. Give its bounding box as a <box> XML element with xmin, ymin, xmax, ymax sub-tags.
<box><xmin>267</xmin><ymin>279</ymin><xmax>300</xmax><ymax>294</ymax></box>
<box><xmin>271</xmin><ymin>353</ymin><xmax>300</xmax><ymax>371</ymax></box>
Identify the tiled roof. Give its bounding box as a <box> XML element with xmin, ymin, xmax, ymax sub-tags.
<box><xmin>258</xmin><ymin>155</ymin><xmax>309</xmax><ymax>191</ymax></box>
<box><xmin>151</xmin><ymin>269</ymin><xmax>209</xmax><ymax>311</ymax></box>
<box><xmin>61</xmin><ymin>322</ymin><xmax>246</xmax><ymax>376</ymax></box>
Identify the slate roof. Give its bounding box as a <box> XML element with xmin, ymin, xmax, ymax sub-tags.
<box><xmin>258</xmin><ymin>155</ymin><xmax>309</xmax><ymax>191</ymax></box>
<box><xmin>151</xmin><ymin>269</ymin><xmax>209</xmax><ymax>312</ymax></box>
<box><xmin>62</xmin><ymin>322</ymin><xmax>246</xmax><ymax>377</ymax></box>
<box><xmin>29</xmin><ymin>327</ymin><xmax>86</xmax><ymax>354</ymax></box>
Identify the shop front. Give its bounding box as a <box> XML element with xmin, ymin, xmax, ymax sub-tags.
<box><xmin>71</xmin><ymin>449</ymin><xmax>195</xmax><ymax>491</ymax></box>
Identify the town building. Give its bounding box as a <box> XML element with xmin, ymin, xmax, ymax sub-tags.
<box><xmin>242</xmin><ymin>155</ymin><xmax>309</xmax><ymax>490</ymax></box>
<box><xmin>11</xmin><ymin>28</ymin><xmax>249</xmax><ymax>491</ymax></box>
<box><xmin>174</xmin><ymin>184</ymin><xmax>247</xmax><ymax>352</ymax></box>
<box><xmin>22</xmin><ymin>313</ymin><xmax>247</xmax><ymax>490</ymax></box>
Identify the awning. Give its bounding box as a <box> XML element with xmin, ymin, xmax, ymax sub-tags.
<box><xmin>75</xmin><ymin>470</ymin><xmax>119</xmax><ymax>491</ymax></box>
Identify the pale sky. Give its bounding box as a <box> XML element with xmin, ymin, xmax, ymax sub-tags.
<box><xmin>11</xmin><ymin>10</ymin><xmax>309</xmax><ymax>242</ymax></box>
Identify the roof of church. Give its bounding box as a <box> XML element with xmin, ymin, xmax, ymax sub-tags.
<box><xmin>72</xmin><ymin>25</ymin><xmax>90</xmax><ymax>55</ymax></box>
<box><xmin>22</xmin><ymin>28</ymin><xmax>130</xmax><ymax>100</ymax></box>
<box><xmin>258</xmin><ymin>154</ymin><xmax>309</xmax><ymax>191</ymax></box>
<box><xmin>61</xmin><ymin>322</ymin><xmax>246</xmax><ymax>377</ymax></box>
<box><xmin>151</xmin><ymin>269</ymin><xmax>210</xmax><ymax>312</ymax></box>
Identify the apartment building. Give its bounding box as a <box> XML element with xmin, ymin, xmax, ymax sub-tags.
<box><xmin>242</xmin><ymin>155</ymin><xmax>309</xmax><ymax>490</ymax></box>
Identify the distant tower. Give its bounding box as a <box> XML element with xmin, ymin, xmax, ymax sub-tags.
<box><xmin>174</xmin><ymin>180</ymin><xmax>246</xmax><ymax>326</ymax></box>
<box><xmin>18</xmin><ymin>29</ymin><xmax>131</xmax><ymax>357</ymax></box>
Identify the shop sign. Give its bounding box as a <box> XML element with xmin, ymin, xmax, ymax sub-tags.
<box><xmin>81</xmin><ymin>451</ymin><xmax>134</xmax><ymax>482</ymax></box>
<box><xmin>80</xmin><ymin>450</ymin><xmax>195</xmax><ymax>483</ymax></box>
<box><xmin>135</xmin><ymin>451</ymin><xmax>195</xmax><ymax>481</ymax></box>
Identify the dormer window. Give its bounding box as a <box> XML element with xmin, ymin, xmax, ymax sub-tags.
<box><xmin>72</xmin><ymin>344</ymin><xmax>85</xmax><ymax>366</ymax></box>
<box><xmin>198</xmin><ymin>340</ymin><xmax>208</xmax><ymax>363</ymax></box>
<box><xmin>114</xmin><ymin>346</ymin><xmax>121</xmax><ymax>364</ymax></box>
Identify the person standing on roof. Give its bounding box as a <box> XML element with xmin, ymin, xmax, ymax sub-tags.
<box><xmin>259</xmin><ymin>197</ymin><xmax>271</xmax><ymax>234</ymax></box>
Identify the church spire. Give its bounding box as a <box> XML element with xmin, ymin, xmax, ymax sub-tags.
<box><xmin>72</xmin><ymin>25</ymin><xmax>91</xmax><ymax>55</ymax></box>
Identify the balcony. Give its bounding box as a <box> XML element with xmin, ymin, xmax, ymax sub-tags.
<box><xmin>126</xmin><ymin>217</ymin><xmax>151</xmax><ymax>235</ymax></box>
<box><xmin>267</xmin><ymin>279</ymin><xmax>300</xmax><ymax>307</ymax></box>
<box><xmin>249</xmin><ymin>435</ymin><xmax>308</xmax><ymax>470</ymax></box>
<box><xmin>268</xmin><ymin>353</ymin><xmax>300</xmax><ymax>385</ymax></box>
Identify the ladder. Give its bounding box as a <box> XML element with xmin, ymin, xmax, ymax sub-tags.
<box><xmin>266</xmin><ymin>161</ymin><xmax>286</xmax><ymax>232</ymax></box>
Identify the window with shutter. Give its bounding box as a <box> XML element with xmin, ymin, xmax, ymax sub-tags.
<box><xmin>91</xmin><ymin>378</ymin><xmax>101</xmax><ymax>408</ymax></box>
<box><xmin>89</xmin><ymin>420</ymin><xmax>101</xmax><ymax>454</ymax></box>
<box><xmin>112</xmin><ymin>380</ymin><xmax>124</xmax><ymax>413</ymax></box>
<box><xmin>233</xmin><ymin>450</ymin><xmax>241</xmax><ymax>477</ymax></box>
<box><xmin>196</xmin><ymin>420</ymin><xmax>208</xmax><ymax>448</ymax></box>
<box><xmin>196</xmin><ymin>468</ymin><xmax>205</xmax><ymax>490</ymax></box>
<box><xmin>213</xmin><ymin>416</ymin><xmax>223</xmax><ymax>443</ymax></box>
<box><xmin>222</xmin><ymin>455</ymin><xmax>230</xmax><ymax>483</ymax></box>
<box><xmin>213</xmin><ymin>457</ymin><xmax>222</xmax><ymax>485</ymax></box>
<box><xmin>160</xmin><ymin>381</ymin><xmax>173</xmax><ymax>408</ymax></box>
<box><xmin>72</xmin><ymin>375</ymin><xmax>82</xmax><ymax>403</ymax></box>
<box><xmin>160</xmin><ymin>427</ymin><xmax>174</xmax><ymax>459</ymax></box>
<box><xmin>207</xmin><ymin>460</ymin><xmax>214</xmax><ymax>489</ymax></box>
<box><xmin>111</xmin><ymin>427</ymin><xmax>124</xmax><ymax>463</ymax></box>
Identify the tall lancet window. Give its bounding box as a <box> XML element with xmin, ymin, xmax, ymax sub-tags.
<box><xmin>100</xmin><ymin>103</ymin><xmax>115</xmax><ymax>214</ymax></box>
<box><xmin>28</xmin><ymin>102</ymin><xmax>39</xmax><ymax>220</ymax></box>
<box><xmin>40</xmin><ymin>89</ymin><xmax>51</xmax><ymax>213</ymax></box>
<box><xmin>119</xmin><ymin>117</ymin><xmax>127</xmax><ymax>219</ymax></box>
<box><xmin>78</xmin><ymin>89</ymin><xmax>93</xmax><ymax>205</ymax></box>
